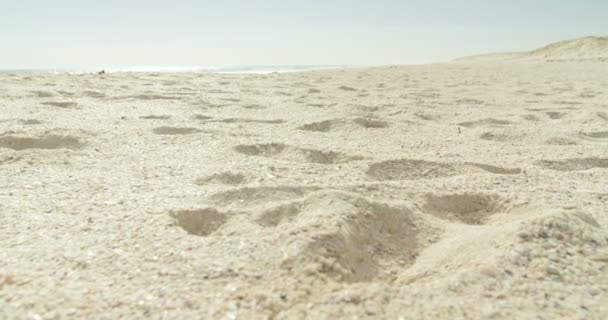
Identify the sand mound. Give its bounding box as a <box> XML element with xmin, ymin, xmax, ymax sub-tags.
<box><xmin>255</xmin><ymin>190</ymin><xmax>439</xmax><ymax>283</ymax></box>
<box><xmin>455</xmin><ymin>36</ymin><xmax>608</xmax><ymax>62</ymax></box>
<box><xmin>529</xmin><ymin>36</ymin><xmax>608</xmax><ymax>61</ymax></box>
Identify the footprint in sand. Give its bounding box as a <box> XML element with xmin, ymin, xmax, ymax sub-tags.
<box><xmin>415</xmin><ymin>113</ymin><xmax>440</xmax><ymax>121</ymax></box>
<box><xmin>209</xmin><ymin>186</ymin><xmax>318</xmax><ymax>207</ymax></box>
<box><xmin>19</xmin><ymin>119</ymin><xmax>42</xmax><ymax>125</ymax></box>
<box><xmin>234</xmin><ymin>143</ymin><xmax>364</xmax><ymax>164</ymax></box>
<box><xmin>479</xmin><ymin>131</ymin><xmax>522</xmax><ymax>142</ymax></box>
<box><xmin>191</xmin><ymin>114</ymin><xmax>213</xmax><ymax>120</ymax></box>
<box><xmin>298</xmin><ymin>120</ymin><xmax>333</xmax><ymax>132</ymax></box>
<box><xmin>366</xmin><ymin>159</ymin><xmax>521</xmax><ymax>181</ymax></box>
<box><xmin>465</xmin><ymin>162</ymin><xmax>522</xmax><ymax>175</ymax></box>
<box><xmin>298</xmin><ymin>118</ymin><xmax>389</xmax><ymax>132</ymax></box>
<box><xmin>580</xmin><ymin>132</ymin><xmax>608</xmax><ymax>139</ymax></box>
<box><xmin>544</xmin><ymin>137</ymin><xmax>579</xmax><ymax>146</ymax></box>
<box><xmin>210</xmin><ymin>118</ymin><xmax>285</xmax><ymax>124</ymax></box>
<box><xmin>338</xmin><ymin>86</ymin><xmax>358</xmax><ymax>92</ymax></box>
<box><xmin>536</xmin><ymin>158</ymin><xmax>608</xmax><ymax>171</ymax></box>
<box><xmin>353</xmin><ymin>118</ymin><xmax>389</xmax><ymax>128</ymax></box>
<box><xmin>0</xmin><ymin>119</ymin><xmax>42</xmax><ymax>126</ymax></box>
<box><xmin>169</xmin><ymin>208</ymin><xmax>229</xmax><ymax>236</ymax></box>
<box><xmin>458</xmin><ymin>118</ymin><xmax>512</xmax><ymax>128</ymax></box>
<box><xmin>521</xmin><ymin>114</ymin><xmax>540</xmax><ymax>121</ymax></box>
<box><xmin>195</xmin><ymin>172</ymin><xmax>247</xmax><ymax>186</ymax></box>
<box><xmin>131</xmin><ymin>94</ymin><xmax>177</xmax><ymax>101</ymax></box>
<box><xmin>82</xmin><ymin>91</ymin><xmax>106</xmax><ymax>99</ymax></box>
<box><xmin>140</xmin><ymin>115</ymin><xmax>171</xmax><ymax>120</ymax></box>
<box><xmin>305</xmin><ymin>103</ymin><xmax>327</xmax><ymax>108</ymax></box>
<box><xmin>30</xmin><ymin>91</ymin><xmax>55</xmax><ymax>98</ymax></box>
<box><xmin>241</xmin><ymin>104</ymin><xmax>267</xmax><ymax>110</ymax></box>
<box><xmin>0</xmin><ymin>134</ymin><xmax>86</xmax><ymax>151</ymax></box>
<box><xmin>421</xmin><ymin>193</ymin><xmax>507</xmax><ymax>225</ymax></box>
<box><xmin>546</xmin><ymin>111</ymin><xmax>567</xmax><ymax>119</ymax></box>
<box><xmin>41</xmin><ymin>101</ymin><xmax>78</xmax><ymax>108</ymax></box>
<box><xmin>152</xmin><ymin>127</ymin><xmax>200</xmax><ymax>135</ymax></box>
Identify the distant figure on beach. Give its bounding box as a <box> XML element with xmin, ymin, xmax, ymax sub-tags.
<box><xmin>97</xmin><ymin>70</ymin><xmax>106</xmax><ymax>75</ymax></box>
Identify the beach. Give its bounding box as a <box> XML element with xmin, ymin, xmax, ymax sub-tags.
<box><xmin>1</xmin><ymin>59</ymin><xmax>608</xmax><ymax>319</ymax></box>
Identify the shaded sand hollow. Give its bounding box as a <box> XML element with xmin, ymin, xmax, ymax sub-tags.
<box><xmin>2</xmin><ymin>40</ymin><xmax>608</xmax><ymax>319</ymax></box>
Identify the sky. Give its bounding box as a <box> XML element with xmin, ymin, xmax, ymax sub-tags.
<box><xmin>1</xmin><ymin>0</ymin><xmax>607</xmax><ymax>69</ymax></box>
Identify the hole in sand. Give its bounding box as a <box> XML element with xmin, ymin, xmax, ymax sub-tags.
<box><xmin>423</xmin><ymin>193</ymin><xmax>502</xmax><ymax>225</ymax></box>
<box><xmin>256</xmin><ymin>202</ymin><xmax>302</xmax><ymax>227</ymax></box>
<box><xmin>169</xmin><ymin>208</ymin><xmax>228</xmax><ymax>236</ymax></box>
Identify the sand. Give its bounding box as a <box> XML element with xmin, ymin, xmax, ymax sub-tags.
<box><xmin>2</xmin><ymin>42</ymin><xmax>608</xmax><ymax>319</ymax></box>
<box><xmin>455</xmin><ymin>36</ymin><xmax>608</xmax><ymax>63</ymax></box>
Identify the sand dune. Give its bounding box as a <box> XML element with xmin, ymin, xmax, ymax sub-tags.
<box><xmin>456</xmin><ymin>36</ymin><xmax>608</xmax><ymax>62</ymax></box>
<box><xmin>1</xmin><ymin>49</ymin><xmax>608</xmax><ymax>319</ymax></box>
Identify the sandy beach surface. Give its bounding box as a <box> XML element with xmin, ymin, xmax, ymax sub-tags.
<box><xmin>2</xmin><ymin>45</ymin><xmax>608</xmax><ymax>318</ymax></box>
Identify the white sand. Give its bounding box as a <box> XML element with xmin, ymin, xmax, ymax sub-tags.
<box><xmin>1</xmin><ymin>39</ymin><xmax>608</xmax><ymax>319</ymax></box>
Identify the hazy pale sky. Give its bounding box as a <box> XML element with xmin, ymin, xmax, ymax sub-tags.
<box><xmin>1</xmin><ymin>0</ymin><xmax>607</xmax><ymax>69</ymax></box>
